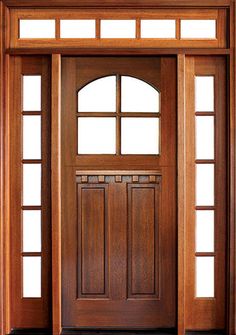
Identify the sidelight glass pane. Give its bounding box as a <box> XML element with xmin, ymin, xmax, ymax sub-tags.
<box><xmin>141</xmin><ymin>20</ymin><xmax>176</xmax><ymax>38</ymax></box>
<box><xmin>78</xmin><ymin>76</ymin><xmax>116</xmax><ymax>112</ymax></box>
<box><xmin>195</xmin><ymin>76</ymin><xmax>214</xmax><ymax>112</ymax></box>
<box><xmin>23</xmin><ymin>164</ymin><xmax>41</xmax><ymax>206</ymax></box>
<box><xmin>23</xmin><ymin>115</ymin><xmax>41</xmax><ymax>160</ymax></box>
<box><xmin>196</xmin><ymin>256</ymin><xmax>214</xmax><ymax>297</ymax></box>
<box><xmin>196</xmin><ymin>116</ymin><xmax>214</xmax><ymax>160</ymax></box>
<box><xmin>23</xmin><ymin>210</ymin><xmax>41</xmax><ymax>252</ymax></box>
<box><xmin>19</xmin><ymin>20</ymin><xmax>55</xmax><ymax>38</ymax></box>
<box><xmin>196</xmin><ymin>210</ymin><xmax>214</xmax><ymax>252</ymax></box>
<box><xmin>101</xmin><ymin>20</ymin><xmax>136</xmax><ymax>38</ymax></box>
<box><xmin>121</xmin><ymin>117</ymin><xmax>159</xmax><ymax>154</ymax></box>
<box><xmin>196</xmin><ymin>164</ymin><xmax>214</xmax><ymax>206</ymax></box>
<box><xmin>23</xmin><ymin>256</ymin><xmax>41</xmax><ymax>298</ymax></box>
<box><xmin>181</xmin><ymin>20</ymin><xmax>216</xmax><ymax>39</ymax></box>
<box><xmin>78</xmin><ymin>117</ymin><xmax>116</xmax><ymax>154</ymax></box>
<box><xmin>23</xmin><ymin>76</ymin><xmax>41</xmax><ymax>112</ymax></box>
<box><xmin>121</xmin><ymin>76</ymin><xmax>159</xmax><ymax>113</ymax></box>
<box><xmin>60</xmin><ymin>20</ymin><xmax>96</xmax><ymax>38</ymax></box>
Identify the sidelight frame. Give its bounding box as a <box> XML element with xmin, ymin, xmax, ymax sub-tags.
<box><xmin>0</xmin><ymin>0</ymin><xmax>235</xmax><ymax>335</ymax></box>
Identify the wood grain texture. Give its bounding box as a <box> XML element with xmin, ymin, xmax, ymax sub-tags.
<box><xmin>51</xmin><ymin>54</ymin><xmax>61</xmax><ymax>335</ymax></box>
<box><xmin>9</xmin><ymin>8</ymin><xmax>226</xmax><ymax>49</ymax></box>
<box><xmin>2</xmin><ymin>0</ymin><xmax>232</xmax><ymax>7</ymax></box>
<box><xmin>0</xmin><ymin>3</ymin><xmax>10</xmax><ymax>335</ymax></box>
<box><xmin>128</xmin><ymin>185</ymin><xmax>158</xmax><ymax>297</ymax></box>
<box><xmin>185</xmin><ymin>57</ymin><xmax>227</xmax><ymax>330</ymax></box>
<box><xmin>177</xmin><ymin>54</ymin><xmax>186</xmax><ymax>335</ymax></box>
<box><xmin>61</xmin><ymin>56</ymin><xmax>176</xmax><ymax>328</ymax></box>
<box><xmin>79</xmin><ymin>186</ymin><xmax>107</xmax><ymax>296</ymax></box>
<box><xmin>9</xmin><ymin>56</ymin><xmax>51</xmax><ymax>329</ymax></box>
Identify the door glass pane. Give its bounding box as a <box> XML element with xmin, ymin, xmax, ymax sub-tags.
<box><xmin>78</xmin><ymin>76</ymin><xmax>116</xmax><ymax>112</ymax></box>
<box><xmin>195</xmin><ymin>76</ymin><xmax>214</xmax><ymax>112</ymax></box>
<box><xmin>78</xmin><ymin>117</ymin><xmax>116</xmax><ymax>154</ymax></box>
<box><xmin>196</xmin><ymin>164</ymin><xmax>214</xmax><ymax>206</ymax></box>
<box><xmin>101</xmin><ymin>20</ymin><xmax>136</xmax><ymax>38</ymax></box>
<box><xmin>196</xmin><ymin>116</ymin><xmax>214</xmax><ymax>160</ymax></box>
<box><xmin>196</xmin><ymin>257</ymin><xmax>214</xmax><ymax>297</ymax></box>
<box><xmin>121</xmin><ymin>118</ymin><xmax>159</xmax><ymax>154</ymax></box>
<box><xmin>60</xmin><ymin>20</ymin><xmax>96</xmax><ymax>38</ymax></box>
<box><xmin>20</xmin><ymin>20</ymin><xmax>55</xmax><ymax>38</ymax></box>
<box><xmin>181</xmin><ymin>20</ymin><xmax>216</xmax><ymax>39</ymax></box>
<box><xmin>23</xmin><ymin>256</ymin><xmax>41</xmax><ymax>298</ymax></box>
<box><xmin>23</xmin><ymin>164</ymin><xmax>41</xmax><ymax>206</ymax></box>
<box><xmin>23</xmin><ymin>76</ymin><xmax>41</xmax><ymax>112</ymax></box>
<box><xmin>196</xmin><ymin>210</ymin><xmax>214</xmax><ymax>252</ymax></box>
<box><xmin>121</xmin><ymin>76</ymin><xmax>159</xmax><ymax>113</ymax></box>
<box><xmin>23</xmin><ymin>210</ymin><xmax>41</xmax><ymax>252</ymax></box>
<box><xmin>23</xmin><ymin>115</ymin><xmax>41</xmax><ymax>160</ymax></box>
<box><xmin>141</xmin><ymin>20</ymin><xmax>176</xmax><ymax>38</ymax></box>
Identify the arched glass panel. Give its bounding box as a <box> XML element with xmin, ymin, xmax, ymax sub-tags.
<box><xmin>78</xmin><ymin>76</ymin><xmax>116</xmax><ymax>112</ymax></box>
<box><xmin>121</xmin><ymin>76</ymin><xmax>160</xmax><ymax>113</ymax></box>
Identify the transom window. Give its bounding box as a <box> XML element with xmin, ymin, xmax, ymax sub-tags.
<box><xmin>77</xmin><ymin>75</ymin><xmax>160</xmax><ymax>155</ymax></box>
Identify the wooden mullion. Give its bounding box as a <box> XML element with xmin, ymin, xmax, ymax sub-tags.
<box><xmin>116</xmin><ymin>74</ymin><xmax>121</xmax><ymax>155</ymax></box>
<box><xmin>77</xmin><ymin>112</ymin><xmax>116</xmax><ymax>117</ymax></box>
<box><xmin>51</xmin><ymin>54</ymin><xmax>62</xmax><ymax>335</ymax></box>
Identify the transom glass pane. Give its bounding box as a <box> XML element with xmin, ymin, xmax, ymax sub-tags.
<box><xmin>60</xmin><ymin>20</ymin><xmax>96</xmax><ymax>38</ymax></box>
<box><xmin>78</xmin><ymin>76</ymin><xmax>116</xmax><ymax>112</ymax></box>
<box><xmin>100</xmin><ymin>20</ymin><xmax>136</xmax><ymax>38</ymax></box>
<box><xmin>121</xmin><ymin>76</ymin><xmax>159</xmax><ymax>113</ymax></box>
<box><xmin>20</xmin><ymin>20</ymin><xmax>55</xmax><ymax>39</ymax></box>
<box><xmin>181</xmin><ymin>20</ymin><xmax>216</xmax><ymax>39</ymax></box>
<box><xmin>141</xmin><ymin>20</ymin><xmax>176</xmax><ymax>38</ymax></box>
<box><xmin>78</xmin><ymin>117</ymin><xmax>116</xmax><ymax>154</ymax></box>
<box><xmin>121</xmin><ymin>118</ymin><xmax>159</xmax><ymax>154</ymax></box>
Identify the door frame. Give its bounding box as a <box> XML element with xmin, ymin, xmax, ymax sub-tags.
<box><xmin>0</xmin><ymin>1</ymin><xmax>235</xmax><ymax>335</ymax></box>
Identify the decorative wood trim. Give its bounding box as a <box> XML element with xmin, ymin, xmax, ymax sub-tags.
<box><xmin>6</xmin><ymin>48</ymin><xmax>231</xmax><ymax>56</ymax></box>
<box><xmin>227</xmin><ymin>1</ymin><xmax>236</xmax><ymax>335</ymax></box>
<box><xmin>0</xmin><ymin>2</ymin><xmax>10</xmax><ymax>335</ymax></box>
<box><xmin>1</xmin><ymin>0</ymin><xmax>232</xmax><ymax>7</ymax></box>
<box><xmin>51</xmin><ymin>54</ymin><xmax>62</xmax><ymax>335</ymax></box>
<box><xmin>76</xmin><ymin>170</ymin><xmax>161</xmax><ymax>176</ymax></box>
<box><xmin>177</xmin><ymin>54</ymin><xmax>186</xmax><ymax>335</ymax></box>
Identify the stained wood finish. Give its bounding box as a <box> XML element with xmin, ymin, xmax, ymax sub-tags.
<box><xmin>9</xmin><ymin>8</ymin><xmax>227</xmax><ymax>49</ymax></box>
<box><xmin>51</xmin><ymin>54</ymin><xmax>62</xmax><ymax>335</ymax></box>
<box><xmin>185</xmin><ymin>57</ymin><xmax>226</xmax><ymax>330</ymax></box>
<box><xmin>9</xmin><ymin>56</ymin><xmax>51</xmax><ymax>329</ymax></box>
<box><xmin>61</xmin><ymin>57</ymin><xmax>176</xmax><ymax>328</ymax></box>
<box><xmin>2</xmin><ymin>0</ymin><xmax>232</xmax><ymax>7</ymax></box>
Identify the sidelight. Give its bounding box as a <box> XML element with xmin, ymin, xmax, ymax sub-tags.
<box><xmin>23</xmin><ymin>257</ymin><xmax>41</xmax><ymax>298</ymax></box>
<box><xmin>23</xmin><ymin>115</ymin><xmax>41</xmax><ymax>160</ymax></box>
<box><xmin>195</xmin><ymin>76</ymin><xmax>214</xmax><ymax>112</ymax></box>
<box><xmin>196</xmin><ymin>257</ymin><xmax>214</xmax><ymax>298</ymax></box>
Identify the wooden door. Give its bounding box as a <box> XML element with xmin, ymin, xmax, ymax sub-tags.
<box><xmin>61</xmin><ymin>57</ymin><xmax>176</xmax><ymax>329</ymax></box>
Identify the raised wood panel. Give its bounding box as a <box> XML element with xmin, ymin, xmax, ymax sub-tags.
<box><xmin>128</xmin><ymin>185</ymin><xmax>159</xmax><ymax>298</ymax></box>
<box><xmin>78</xmin><ymin>185</ymin><xmax>108</xmax><ymax>297</ymax></box>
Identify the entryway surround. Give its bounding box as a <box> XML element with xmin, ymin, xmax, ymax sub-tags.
<box><xmin>0</xmin><ymin>1</ymin><xmax>235</xmax><ymax>335</ymax></box>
